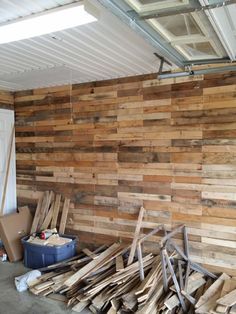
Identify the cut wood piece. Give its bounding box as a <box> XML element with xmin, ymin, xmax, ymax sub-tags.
<box><xmin>220</xmin><ymin>279</ymin><xmax>236</xmax><ymax>298</ymax></box>
<box><xmin>50</xmin><ymin>194</ymin><xmax>61</xmax><ymax>229</ymax></box>
<box><xmin>215</xmin><ymin>304</ymin><xmax>230</xmax><ymax>313</ymax></box>
<box><xmin>139</xmin><ymin>225</ymin><xmax>164</xmax><ymax>244</ymax></box>
<box><xmin>183</xmin><ymin>226</ymin><xmax>189</xmax><ymax>258</ymax></box>
<box><xmin>127</xmin><ymin>206</ymin><xmax>145</xmax><ymax>266</ymax></box>
<box><xmin>47</xmin><ymin>293</ymin><xmax>67</xmax><ymax>303</ymax></box>
<box><xmin>163</xmin><ymin>249</ymin><xmax>186</xmax><ymax>312</ymax></box>
<box><xmin>181</xmin><ymin>290</ymin><xmax>196</xmax><ymax>305</ymax></box>
<box><xmin>230</xmin><ymin>305</ymin><xmax>236</xmax><ymax>314</ymax></box>
<box><xmin>72</xmin><ymin>301</ymin><xmax>90</xmax><ymax>313</ymax></box>
<box><xmin>217</xmin><ymin>289</ymin><xmax>236</xmax><ymax>307</ymax></box>
<box><xmin>186</xmin><ymin>272</ymin><xmax>206</xmax><ymax>294</ymax></box>
<box><xmin>30</xmin><ymin>194</ymin><xmax>44</xmax><ymax>233</ymax></box>
<box><xmin>59</xmin><ymin>197</ymin><xmax>70</xmax><ymax>234</ymax></box>
<box><xmin>107</xmin><ymin>307</ymin><xmax>116</xmax><ymax>314</ymax></box>
<box><xmin>137</xmin><ymin>242</ymin><xmax>144</xmax><ymax>281</ymax></box>
<box><xmin>160</xmin><ymin>224</ymin><xmax>184</xmax><ymax>248</ymax></box>
<box><xmin>38</xmin><ymin>191</ymin><xmax>54</xmax><ymax>230</ymax></box>
<box><xmin>135</xmin><ymin>257</ymin><xmax>161</xmax><ymax>295</ymax></box>
<box><xmin>64</xmin><ymin>243</ymin><xmax>121</xmax><ymax>287</ymax></box>
<box><xmin>40</xmin><ymin>201</ymin><xmax>55</xmax><ymax>230</ymax></box>
<box><xmin>161</xmin><ymin>248</ymin><xmax>168</xmax><ymax>293</ymax></box>
<box><xmin>111</xmin><ymin>298</ymin><xmax>120</xmax><ymax>310</ymax></box>
<box><xmin>82</xmin><ymin>248</ymin><xmax>97</xmax><ymax>259</ymax></box>
<box><xmin>164</xmin><ymin>294</ymin><xmax>179</xmax><ymax>310</ymax></box>
<box><xmin>195</xmin><ymin>273</ymin><xmax>230</xmax><ymax>309</ymax></box>
<box><xmin>116</xmin><ymin>255</ymin><xmax>124</xmax><ymax>272</ymax></box>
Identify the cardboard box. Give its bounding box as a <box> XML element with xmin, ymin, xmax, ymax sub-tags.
<box><xmin>0</xmin><ymin>206</ymin><xmax>32</xmax><ymax>262</ymax></box>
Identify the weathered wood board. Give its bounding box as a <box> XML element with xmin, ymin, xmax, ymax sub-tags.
<box><xmin>0</xmin><ymin>90</ymin><xmax>14</xmax><ymax>110</ymax></box>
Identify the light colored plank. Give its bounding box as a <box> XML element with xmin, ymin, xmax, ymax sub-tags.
<box><xmin>59</xmin><ymin>197</ymin><xmax>70</xmax><ymax>234</ymax></box>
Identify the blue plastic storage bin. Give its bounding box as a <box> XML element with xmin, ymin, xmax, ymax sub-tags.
<box><xmin>21</xmin><ymin>235</ymin><xmax>77</xmax><ymax>269</ymax></box>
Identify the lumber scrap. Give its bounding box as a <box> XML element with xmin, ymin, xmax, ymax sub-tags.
<box><xmin>26</xmin><ymin>222</ymin><xmax>231</xmax><ymax>314</ymax></box>
<box><xmin>64</xmin><ymin>243</ymin><xmax>122</xmax><ymax>287</ymax></box>
<box><xmin>127</xmin><ymin>206</ymin><xmax>145</xmax><ymax>266</ymax></box>
<box><xmin>217</xmin><ymin>289</ymin><xmax>236</xmax><ymax>307</ymax></box>
<box><xmin>50</xmin><ymin>194</ymin><xmax>62</xmax><ymax>229</ymax></box>
<box><xmin>30</xmin><ymin>194</ymin><xmax>44</xmax><ymax>233</ymax></box>
<box><xmin>59</xmin><ymin>197</ymin><xmax>70</xmax><ymax>234</ymax></box>
<box><xmin>115</xmin><ymin>255</ymin><xmax>124</xmax><ymax>272</ymax></box>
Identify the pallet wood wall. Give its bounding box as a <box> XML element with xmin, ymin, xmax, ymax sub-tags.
<box><xmin>0</xmin><ymin>90</ymin><xmax>14</xmax><ymax>110</ymax></box>
<box><xmin>14</xmin><ymin>71</ymin><xmax>236</xmax><ymax>275</ymax></box>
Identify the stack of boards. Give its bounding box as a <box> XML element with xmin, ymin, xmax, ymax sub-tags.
<box><xmin>27</xmin><ymin>207</ymin><xmax>236</xmax><ymax>314</ymax></box>
<box><xmin>30</xmin><ymin>191</ymin><xmax>70</xmax><ymax>235</ymax></box>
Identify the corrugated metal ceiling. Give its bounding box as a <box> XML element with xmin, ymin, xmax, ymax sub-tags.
<box><xmin>0</xmin><ymin>0</ymin><xmax>167</xmax><ymax>91</ymax></box>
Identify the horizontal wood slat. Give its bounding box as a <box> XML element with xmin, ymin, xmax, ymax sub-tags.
<box><xmin>14</xmin><ymin>71</ymin><xmax>236</xmax><ymax>274</ymax></box>
<box><xmin>0</xmin><ymin>90</ymin><xmax>14</xmax><ymax>110</ymax></box>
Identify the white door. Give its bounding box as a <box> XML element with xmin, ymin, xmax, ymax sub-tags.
<box><xmin>0</xmin><ymin>109</ymin><xmax>17</xmax><ymax>215</ymax></box>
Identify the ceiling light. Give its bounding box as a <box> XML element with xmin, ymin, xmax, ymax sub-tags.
<box><xmin>0</xmin><ymin>2</ymin><xmax>98</xmax><ymax>44</ymax></box>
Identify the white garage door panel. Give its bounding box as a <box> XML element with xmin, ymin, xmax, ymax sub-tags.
<box><xmin>0</xmin><ymin>109</ymin><xmax>17</xmax><ymax>215</ymax></box>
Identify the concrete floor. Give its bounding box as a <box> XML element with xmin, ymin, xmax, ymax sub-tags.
<box><xmin>0</xmin><ymin>261</ymin><xmax>91</xmax><ymax>314</ymax></box>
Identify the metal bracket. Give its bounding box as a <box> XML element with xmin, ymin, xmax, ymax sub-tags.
<box><xmin>154</xmin><ymin>52</ymin><xmax>172</xmax><ymax>76</ymax></box>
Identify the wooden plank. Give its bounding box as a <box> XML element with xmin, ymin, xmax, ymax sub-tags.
<box><xmin>38</xmin><ymin>191</ymin><xmax>54</xmax><ymax>230</ymax></box>
<box><xmin>50</xmin><ymin>194</ymin><xmax>61</xmax><ymax>229</ymax></box>
<box><xmin>195</xmin><ymin>273</ymin><xmax>230</xmax><ymax>309</ymax></box>
<box><xmin>137</xmin><ymin>242</ymin><xmax>144</xmax><ymax>281</ymax></box>
<box><xmin>40</xmin><ymin>201</ymin><xmax>55</xmax><ymax>230</ymax></box>
<box><xmin>116</xmin><ymin>255</ymin><xmax>124</xmax><ymax>272</ymax></box>
<box><xmin>59</xmin><ymin>197</ymin><xmax>70</xmax><ymax>234</ymax></box>
<box><xmin>30</xmin><ymin>194</ymin><xmax>44</xmax><ymax>234</ymax></box>
<box><xmin>217</xmin><ymin>289</ymin><xmax>236</xmax><ymax>307</ymax></box>
<box><xmin>163</xmin><ymin>249</ymin><xmax>186</xmax><ymax>312</ymax></box>
<box><xmin>64</xmin><ymin>243</ymin><xmax>121</xmax><ymax>287</ymax></box>
<box><xmin>82</xmin><ymin>248</ymin><xmax>97</xmax><ymax>259</ymax></box>
<box><xmin>127</xmin><ymin>206</ymin><xmax>145</xmax><ymax>265</ymax></box>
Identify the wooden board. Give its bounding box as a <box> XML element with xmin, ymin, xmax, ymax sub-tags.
<box><xmin>59</xmin><ymin>197</ymin><xmax>70</xmax><ymax>234</ymax></box>
<box><xmin>51</xmin><ymin>194</ymin><xmax>61</xmax><ymax>229</ymax></box>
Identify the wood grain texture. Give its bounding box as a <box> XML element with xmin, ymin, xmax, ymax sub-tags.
<box><xmin>0</xmin><ymin>90</ymin><xmax>14</xmax><ymax>110</ymax></box>
<box><xmin>14</xmin><ymin>71</ymin><xmax>236</xmax><ymax>274</ymax></box>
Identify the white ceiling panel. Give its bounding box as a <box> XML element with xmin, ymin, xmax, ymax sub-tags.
<box><xmin>0</xmin><ymin>0</ymin><xmax>167</xmax><ymax>91</ymax></box>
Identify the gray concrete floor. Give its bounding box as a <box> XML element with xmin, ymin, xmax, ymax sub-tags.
<box><xmin>0</xmin><ymin>261</ymin><xmax>91</xmax><ymax>314</ymax></box>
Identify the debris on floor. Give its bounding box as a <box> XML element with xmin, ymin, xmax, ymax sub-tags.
<box><xmin>19</xmin><ymin>206</ymin><xmax>235</xmax><ymax>314</ymax></box>
<box><xmin>15</xmin><ymin>270</ymin><xmax>41</xmax><ymax>292</ymax></box>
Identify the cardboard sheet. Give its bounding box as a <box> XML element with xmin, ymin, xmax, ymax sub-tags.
<box><xmin>0</xmin><ymin>206</ymin><xmax>32</xmax><ymax>262</ymax></box>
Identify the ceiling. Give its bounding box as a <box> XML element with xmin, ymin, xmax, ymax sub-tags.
<box><xmin>0</xmin><ymin>0</ymin><xmax>165</xmax><ymax>91</ymax></box>
<box><xmin>0</xmin><ymin>0</ymin><xmax>235</xmax><ymax>91</ymax></box>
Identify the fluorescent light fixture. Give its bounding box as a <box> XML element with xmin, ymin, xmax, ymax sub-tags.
<box><xmin>0</xmin><ymin>2</ymin><xmax>97</xmax><ymax>44</ymax></box>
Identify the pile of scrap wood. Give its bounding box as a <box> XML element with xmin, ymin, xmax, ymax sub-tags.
<box><xmin>26</xmin><ymin>206</ymin><xmax>236</xmax><ymax>313</ymax></box>
<box><xmin>30</xmin><ymin>191</ymin><xmax>70</xmax><ymax>235</ymax></box>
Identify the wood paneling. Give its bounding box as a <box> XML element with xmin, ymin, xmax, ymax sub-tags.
<box><xmin>14</xmin><ymin>71</ymin><xmax>236</xmax><ymax>274</ymax></box>
<box><xmin>0</xmin><ymin>91</ymin><xmax>14</xmax><ymax>110</ymax></box>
